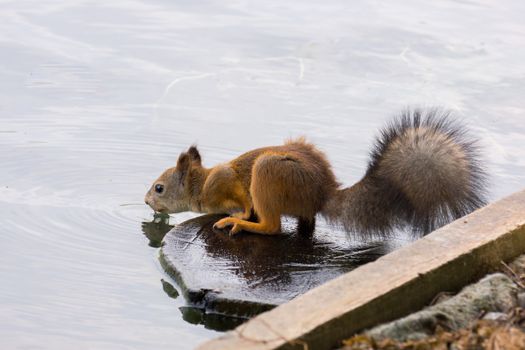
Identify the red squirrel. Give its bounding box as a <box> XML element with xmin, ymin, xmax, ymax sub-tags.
<box><xmin>145</xmin><ymin>108</ymin><xmax>487</xmax><ymax>236</ymax></box>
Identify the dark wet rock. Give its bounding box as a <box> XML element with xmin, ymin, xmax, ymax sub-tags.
<box><xmin>159</xmin><ymin>214</ymin><xmax>394</xmax><ymax>318</ymax></box>
<box><xmin>365</xmin><ymin>273</ymin><xmax>519</xmax><ymax>342</ymax></box>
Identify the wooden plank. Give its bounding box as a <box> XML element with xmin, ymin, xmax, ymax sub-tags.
<box><xmin>198</xmin><ymin>189</ymin><xmax>525</xmax><ymax>350</ymax></box>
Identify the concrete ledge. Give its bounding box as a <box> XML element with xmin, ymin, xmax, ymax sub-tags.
<box><xmin>198</xmin><ymin>189</ymin><xmax>525</xmax><ymax>350</ymax></box>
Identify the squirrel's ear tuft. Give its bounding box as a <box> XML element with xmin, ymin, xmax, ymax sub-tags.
<box><xmin>176</xmin><ymin>152</ymin><xmax>191</xmax><ymax>184</ymax></box>
<box><xmin>187</xmin><ymin>145</ymin><xmax>202</xmax><ymax>166</ymax></box>
<box><xmin>177</xmin><ymin>152</ymin><xmax>190</xmax><ymax>169</ymax></box>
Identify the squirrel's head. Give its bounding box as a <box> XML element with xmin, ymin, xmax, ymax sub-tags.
<box><xmin>144</xmin><ymin>146</ymin><xmax>202</xmax><ymax>214</ymax></box>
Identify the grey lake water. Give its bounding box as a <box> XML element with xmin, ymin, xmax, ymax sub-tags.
<box><xmin>1</xmin><ymin>0</ymin><xmax>524</xmax><ymax>349</ymax></box>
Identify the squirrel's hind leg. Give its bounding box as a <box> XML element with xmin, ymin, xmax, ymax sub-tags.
<box><xmin>297</xmin><ymin>217</ymin><xmax>316</xmax><ymax>236</ymax></box>
<box><xmin>231</xmin><ymin>208</ymin><xmax>258</xmax><ymax>221</ymax></box>
<box><xmin>213</xmin><ymin>213</ymin><xmax>281</xmax><ymax>236</ymax></box>
<box><xmin>230</xmin><ymin>208</ymin><xmax>251</xmax><ymax>220</ymax></box>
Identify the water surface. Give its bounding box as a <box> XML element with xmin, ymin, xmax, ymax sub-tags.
<box><xmin>1</xmin><ymin>0</ymin><xmax>525</xmax><ymax>349</ymax></box>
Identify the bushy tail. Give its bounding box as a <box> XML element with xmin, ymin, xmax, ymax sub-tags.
<box><xmin>322</xmin><ymin>108</ymin><xmax>488</xmax><ymax>236</ymax></box>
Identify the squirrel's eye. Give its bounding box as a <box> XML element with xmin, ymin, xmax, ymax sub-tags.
<box><xmin>154</xmin><ymin>184</ymin><xmax>164</xmax><ymax>194</ymax></box>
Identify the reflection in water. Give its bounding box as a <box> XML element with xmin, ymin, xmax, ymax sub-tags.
<box><xmin>161</xmin><ymin>279</ymin><xmax>179</xmax><ymax>299</ymax></box>
<box><xmin>141</xmin><ymin>213</ymin><xmax>173</xmax><ymax>247</ymax></box>
<box><xmin>179</xmin><ymin>307</ymin><xmax>247</xmax><ymax>332</ymax></box>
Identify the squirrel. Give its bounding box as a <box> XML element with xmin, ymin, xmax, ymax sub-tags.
<box><xmin>144</xmin><ymin>108</ymin><xmax>487</xmax><ymax>237</ymax></box>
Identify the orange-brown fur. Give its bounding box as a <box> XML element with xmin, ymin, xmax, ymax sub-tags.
<box><xmin>145</xmin><ymin>139</ymin><xmax>338</xmax><ymax>235</ymax></box>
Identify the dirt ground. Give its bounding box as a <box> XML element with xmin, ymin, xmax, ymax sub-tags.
<box><xmin>342</xmin><ymin>309</ymin><xmax>525</xmax><ymax>350</ymax></box>
<box><xmin>342</xmin><ymin>258</ymin><xmax>525</xmax><ymax>350</ymax></box>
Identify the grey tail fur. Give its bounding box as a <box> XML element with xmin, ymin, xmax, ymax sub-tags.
<box><xmin>322</xmin><ymin>108</ymin><xmax>488</xmax><ymax>236</ymax></box>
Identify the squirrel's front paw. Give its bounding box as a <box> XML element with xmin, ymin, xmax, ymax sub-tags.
<box><xmin>213</xmin><ymin>218</ymin><xmax>243</xmax><ymax>236</ymax></box>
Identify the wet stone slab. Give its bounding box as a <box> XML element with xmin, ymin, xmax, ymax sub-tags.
<box><xmin>159</xmin><ymin>214</ymin><xmax>396</xmax><ymax>318</ymax></box>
